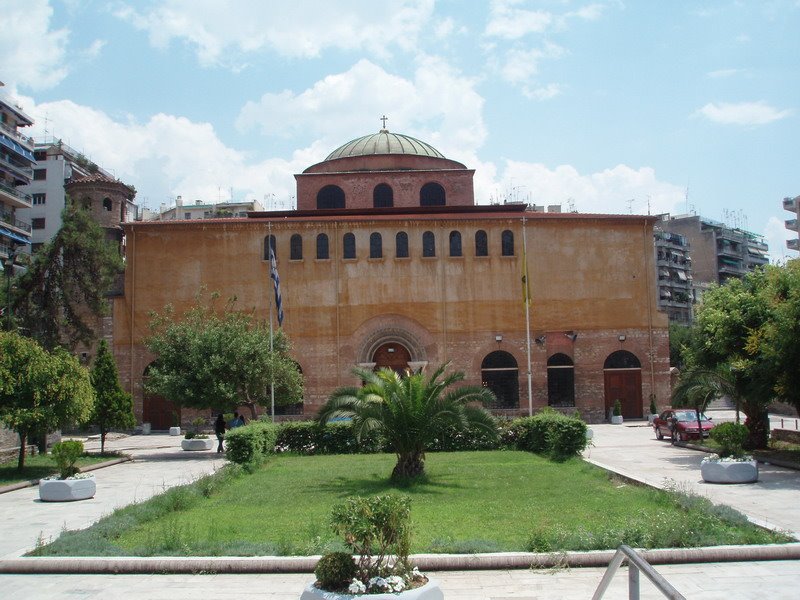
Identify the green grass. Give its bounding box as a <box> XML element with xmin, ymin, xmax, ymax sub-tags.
<box><xmin>29</xmin><ymin>451</ymin><xmax>790</xmax><ymax>556</ymax></box>
<box><xmin>0</xmin><ymin>452</ymin><xmax>120</xmax><ymax>486</ymax></box>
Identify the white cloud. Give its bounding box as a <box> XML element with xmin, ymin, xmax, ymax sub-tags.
<box><xmin>482</xmin><ymin>161</ymin><xmax>686</xmax><ymax>215</ymax></box>
<box><xmin>26</xmin><ymin>99</ymin><xmax>306</xmax><ymax>209</ymax></box>
<box><xmin>707</xmin><ymin>68</ymin><xmax>741</xmax><ymax>79</ymax></box>
<box><xmin>236</xmin><ymin>57</ymin><xmax>487</xmax><ymax>163</ymax></box>
<box><xmin>763</xmin><ymin>216</ymin><xmax>799</xmax><ymax>262</ymax></box>
<box><xmin>0</xmin><ymin>0</ymin><xmax>69</xmax><ymax>91</ymax></box>
<box><xmin>115</xmin><ymin>0</ymin><xmax>434</xmax><ymax>67</ymax></box>
<box><xmin>522</xmin><ymin>83</ymin><xmax>562</xmax><ymax>100</ymax></box>
<box><xmin>82</xmin><ymin>39</ymin><xmax>107</xmax><ymax>59</ymax></box>
<box><xmin>485</xmin><ymin>1</ymin><xmax>553</xmax><ymax>39</ymax></box>
<box><xmin>695</xmin><ymin>101</ymin><xmax>792</xmax><ymax>126</ymax></box>
<box><xmin>500</xmin><ymin>43</ymin><xmax>564</xmax><ymax>84</ymax></box>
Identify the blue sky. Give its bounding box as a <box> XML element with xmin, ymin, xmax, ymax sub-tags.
<box><xmin>2</xmin><ymin>0</ymin><xmax>798</xmax><ymax>259</ymax></box>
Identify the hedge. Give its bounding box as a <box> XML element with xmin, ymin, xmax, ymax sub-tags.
<box><xmin>275</xmin><ymin>420</ymin><xmax>386</xmax><ymax>455</ymax></box>
<box><xmin>511</xmin><ymin>409</ymin><xmax>588</xmax><ymax>459</ymax></box>
<box><xmin>225</xmin><ymin>421</ymin><xmax>280</xmax><ymax>464</ymax></box>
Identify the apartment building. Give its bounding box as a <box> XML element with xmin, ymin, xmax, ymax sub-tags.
<box><xmin>784</xmin><ymin>195</ymin><xmax>799</xmax><ymax>252</ymax></box>
<box><xmin>653</xmin><ymin>224</ymin><xmax>694</xmax><ymax>324</ymax></box>
<box><xmin>153</xmin><ymin>196</ymin><xmax>264</xmax><ymax>221</ymax></box>
<box><xmin>0</xmin><ymin>95</ymin><xmax>34</xmax><ymax>267</ymax></box>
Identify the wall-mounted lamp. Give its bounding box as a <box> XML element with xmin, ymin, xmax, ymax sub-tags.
<box><xmin>565</xmin><ymin>332</ymin><xmax>578</xmax><ymax>342</ymax></box>
<box><xmin>387</xmin><ymin>347</ymin><xmax>395</xmax><ymax>353</ymax></box>
<box><xmin>495</xmin><ymin>334</ymin><xmax>503</xmax><ymax>343</ymax></box>
<box><xmin>618</xmin><ymin>335</ymin><xmax>626</xmax><ymax>342</ymax></box>
<box><xmin>535</xmin><ymin>335</ymin><xmax>546</xmax><ymax>345</ymax></box>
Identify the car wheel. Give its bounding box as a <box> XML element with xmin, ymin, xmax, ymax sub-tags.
<box><xmin>676</xmin><ymin>431</ymin><xmax>684</xmax><ymax>442</ymax></box>
<box><xmin>655</xmin><ymin>427</ymin><xmax>663</xmax><ymax>440</ymax></box>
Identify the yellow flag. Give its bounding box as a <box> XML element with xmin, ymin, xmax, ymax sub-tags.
<box><xmin>521</xmin><ymin>247</ymin><xmax>531</xmax><ymax>306</ymax></box>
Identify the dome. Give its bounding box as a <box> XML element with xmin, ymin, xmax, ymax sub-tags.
<box><xmin>324</xmin><ymin>129</ymin><xmax>446</xmax><ymax>161</ymax></box>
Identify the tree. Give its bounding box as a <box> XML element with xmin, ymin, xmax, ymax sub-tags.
<box><xmin>0</xmin><ymin>332</ymin><xmax>94</xmax><ymax>470</ymax></box>
<box><xmin>668</xmin><ymin>322</ymin><xmax>694</xmax><ymax>369</ymax></box>
<box><xmin>671</xmin><ymin>366</ymin><xmax>741</xmax><ymax>436</ymax></box>
<box><xmin>90</xmin><ymin>339</ymin><xmax>135</xmax><ymax>454</ymax></box>
<box><xmin>145</xmin><ymin>293</ymin><xmax>303</xmax><ymax>418</ymax></box>
<box><xmin>317</xmin><ymin>364</ymin><xmax>497</xmax><ymax>481</ymax></box>
<box><xmin>13</xmin><ymin>200</ymin><xmax>123</xmax><ymax>351</ymax></box>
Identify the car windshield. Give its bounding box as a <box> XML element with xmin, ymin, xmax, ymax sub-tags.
<box><xmin>675</xmin><ymin>412</ymin><xmax>710</xmax><ymax>422</ymax></box>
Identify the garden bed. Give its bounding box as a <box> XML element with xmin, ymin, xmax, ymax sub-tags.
<box><xmin>29</xmin><ymin>452</ymin><xmax>790</xmax><ymax>557</ymax></box>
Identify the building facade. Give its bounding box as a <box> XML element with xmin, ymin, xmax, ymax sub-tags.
<box><xmin>153</xmin><ymin>197</ymin><xmax>265</xmax><ymax>221</ymax></box>
<box><xmin>0</xmin><ymin>96</ymin><xmax>33</xmax><ymax>266</ymax></box>
<box><xmin>113</xmin><ymin>129</ymin><xmax>671</xmax><ymax>427</ymax></box>
<box><xmin>653</xmin><ymin>222</ymin><xmax>694</xmax><ymax>324</ymax></box>
<box><xmin>784</xmin><ymin>195</ymin><xmax>799</xmax><ymax>252</ymax></box>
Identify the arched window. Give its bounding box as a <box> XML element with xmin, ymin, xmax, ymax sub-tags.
<box><xmin>422</xmin><ymin>231</ymin><xmax>436</xmax><ymax>257</ymax></box>
<box><xmin>290</xmin><ymin>234</ymin><xmax>303</xmax><ymax>260</ymax></box>
<box><xmin>102</xmin><ymin>197</ymin><xmax>112</xmax><ymax>211</ymax></box>
<box><xmin>547</xmin><ymin>353</ymin><xmax>575</xmax><ymax>407</ymax></box>
<box><xmin>263</xmin><ymin>235</ymin><xmax>277</xmax><ymax>260</ymax></box>
<box><xmin>449</xmin><ymin>231</ymin><xmax>462</xmax><ymax>257</ymax></box>
<box><xmin>604</xmin><ymin>351</ymin><xmax>641</xmax><ymax>369</ymax></box>
<box><xmin>481</xmin><ymin>351</ymin><xmax>519</xmax><ymax>409</ymax></box>
<box><xmin>316</xmin><ymin>185</ymin><xmax>345</xmax><ymax>209</ymax></box>
<box><xmin>501</xmin><ymin>230</ymin><xmax>514</xmax><ymax>256</ymax></box>
<box><xmin>420</xmin><ymin>182</ymin><xmax>446</xmax><ymax>206</ymax></box>
<box><xmin>370</xmin><ymin>232</ymin><xmax>383</xmax><ymax>258</ymax></box>
<box><xmin>396</xmin><ymin>231</ymin><xmax>409</xmax><ymax>258</ymax></box>
<box><xmin>316</xmin><ymin>233</ymin><xmax>329</xmax><ymax>260</ymax></box>
<box><xmin>343</xmin><ymin>233</ymin><xmax>356</xmax><ymax>259</ymax></box>
<box><xmin>373</xmin><ymin>184</ymin><xmax>393</xmax><ymax>208</ymax></box>
<box><xmin>475</xmin><ymin>230</ymin><xmax>488</xmax><ymax>256</ymax></box>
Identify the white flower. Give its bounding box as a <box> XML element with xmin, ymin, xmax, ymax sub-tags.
<box><xmin>385</xmin><ymin>575</ymin><xmax>406</xmax><ymax>592</ymax></box>
<box><xmin>348</xmin><ymin>578</ymin><xmax>366</xmax><ymax>594</ymax></box>
<box><xmin>368</xmin><ymin>577</ymin><xmax>389</xmax><ymax>591</ymax></box>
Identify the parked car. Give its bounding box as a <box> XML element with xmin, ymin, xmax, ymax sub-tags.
<box><xmin>653</xmin><ymin>409</ymin><xmax>715</xmax><ymax>442</ymax></box>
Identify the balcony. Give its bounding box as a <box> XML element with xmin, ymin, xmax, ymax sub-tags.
<box><xmin>0</xmin><ymin>180</ymin><xmax>32</xmax><ymax>208</ymax></box>
<box><xmin>0</xmin><ymin>209</ymin><xmax>31</xmax><ymax>233</ymax></box>
<box><xmin>784</xmin><ymin>196</ymin><xmax>798</xmax><ymax>213</ymax></box>
<box><xmin>788</xmin><ymin>238</ymin><xmax>799</xmax><ymax>251</ymax></box>
<box><xmin>0</xmin><ymin>122</ymin><xmax>35</xmax><ymax>151</ymax></box>
<box><xmin>0</xmin><ymin>154</ymin><xmax>33</xmax><ymax>183</ymax></box>
<box><xmin>786</xmin><ymin>219</ymin><xmax>798</xmax><ymax>232</ymax></box>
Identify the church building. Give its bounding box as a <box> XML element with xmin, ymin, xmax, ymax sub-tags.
<box><xmin>113</xmin><ymin>128</ymin><xmax>670</xmax><ymax>427</ymax></box>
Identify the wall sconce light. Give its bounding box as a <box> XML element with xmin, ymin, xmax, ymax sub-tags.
<box><xmin>387</xmin><ymin>347</ymin><xmax>395</xmax><ymax>353</ymax></box>
<box><xmin>565</xmin><ymin>332</ymin><xmax>578</xmax><ymax>342</ymax></box>
<box><xmin>618</xmin><ymin>335</ymin><xmax>626</xmax><ymax>342</ymax></box>
<box><xmin>535</xmin><ymin>335</ymin><xmax>546</xmax><ymax>345</ymax></box>
<box><xmin>495</xmin><ymin>334</ymin><xmax>503</xmax><ymax>343</ymax></box>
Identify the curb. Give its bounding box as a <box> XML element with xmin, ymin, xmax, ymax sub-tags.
<box><xmin>0</xmin><ymin>456</ymin><xmax>132</xmax><ymax>495</ymax></box>
<box><xmin>3</xmin><ymin>544</ymin><xmax>799</xmax><ymax>574</ymax></box>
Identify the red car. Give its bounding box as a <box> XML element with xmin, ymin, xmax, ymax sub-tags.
<box><xmin>653</xmin><ymin>409</ymin><xmax>715</xmax><ymax>442</ymax></box>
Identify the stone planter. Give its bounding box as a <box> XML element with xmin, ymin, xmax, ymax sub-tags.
<box><xmin>585</xmin><ymin>427</ymin><xmax>594</xmax><ymax>441</ymax></box>
<box><xmin>701</xmin><ymin>458</ymin><xmax>758</xmax><ymax>484</ymax></box>
<box><xmin>181</xmin><ymin>438</ymin><xmax>213</xmax><ymax>451</ymax></box>
<box><xmin>610</xmin><ymin>415</ymin><xmax>623</xmax><ymax>425</ymax></box>
<box><xmin>39</xmin><ymin>476</ymin><xmax>96</xmax><ymax>502</ymax></box>
<box><xmin>169</xmin><ymin>426</ymin><xmax>181</xmax><ymax>436</ymax></box>
<box><xmin>300</xmin><ymin>579</ymin><xmax>443</xmax><ymax>600</ymax></box>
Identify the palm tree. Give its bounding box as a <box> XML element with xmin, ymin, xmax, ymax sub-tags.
<box><xmin>318</xmin><ymin>364</ymin><xmax>498</xmax><ymax>481</ymax></box>
<box><xmin>671</xmin><ymin>365</ymin><xmax>740</xmax><ymax>440</ymax></box>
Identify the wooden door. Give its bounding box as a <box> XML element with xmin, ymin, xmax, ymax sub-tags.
<box><xmin>604</xmin><ymin>370</ymin><xmax>643</xmax><ymax>419</ymax></box>
<box><xmin>143</xmin><ymin>392</ymin><xmax>180</xmax><ymax>430</ymax></box>
<box><xmin>372</xmin><ymin>343</ymin><xmax>411</xmax><ymax>373</ymax></box>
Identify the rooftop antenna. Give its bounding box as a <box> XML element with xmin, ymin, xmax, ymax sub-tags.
<box><xmin>566</xmin><ymin>197</ymin><xmax>576</xmax><ymax>212</ymax></box>
<box><xmin>647</xmin><ymin>194</ymin><xmax>652</xmax><ymax>216</ymax></box>
<box><xmin>684</xmin><ymin>183</ymin><xmax>690</xmax><ymax>214</ymax></box>
<box><xmin>626</xmin><ymin>198</ymin><xmax>635</xmax><ymax>214</ymax></box>
<box><xmin>380</xmin><ymin>114</ymin><xmax>388</xmax><ymax>130</ymax></box>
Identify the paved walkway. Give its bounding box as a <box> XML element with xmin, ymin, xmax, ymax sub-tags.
<box><xmin>0</xmin><ymin>434</ymin><xmax>225</xmax><ymax>559</ymax></box>
<box><xmin>584</xmin><ymin>411</ymin><xmax>800</xmax><ymax>539</ymax></box>
<box><xmin>0</xmin><ymin>422</ymin><xmax>799</xmax><ymax>598</ymax></box>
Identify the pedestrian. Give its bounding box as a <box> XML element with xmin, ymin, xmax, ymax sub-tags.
<box><xmin>214</xmin><ymin>413</ymin><xmax>226</xmax><ymax>453</ymax></box>
<box><xmin>229</xmin><ymin>411</ymin><xmax>242</xmax><ymax>428</ymax></box>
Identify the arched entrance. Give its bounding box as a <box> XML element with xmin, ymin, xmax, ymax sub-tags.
<box><xmin>603</xmin><ymin>350</ymin><xmax>642</xmax><ymax>419</ymax></box>
<box><xmin>481</xmin><ymin>351</ymin><xmax>519</xmax><ymax>409</ymax></box>
<box><xmin>142</xmin><ymin>363</ymin><xmax>181</xmax><ymax>430</ymax></box>
<box><xmin>372</xmin><ymin>342</ymin><xmax>412</xmax><ymax>373</ymax></box>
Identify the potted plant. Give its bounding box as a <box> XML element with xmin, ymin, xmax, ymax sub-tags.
<box><xmin>610</xmin><ymin>399</ymin><xmax>623</xmax><ymax>424</ymax></box>
<box><xmin>700</xmin><ymin>422</ymin><xmax>758</xmax><ymax>483</ymax></box>
<box><xmin>181</xmin><ymin>417</ymin><xmax>213</xmax><ymax>451</ymax></box>
<box><xmin>647</xmin><ymin>395</ymin><xmax>658</xmax><ymax>425</ymax></box>
<box><xmin>169</xmin><ymin>411</ymin><xmax>181</xmax><ymax>436</ymax></box>
<box><xmin>300</xmin><ymin>495</ymin><xmax>442</xmax><ymax>600</ymax></box>
<box><xmin>39</xmin><ymin>440</ymin><xmax>96</xmax><ymax>502</ymax></box>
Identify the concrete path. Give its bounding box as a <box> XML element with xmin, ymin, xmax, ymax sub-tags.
<box><xmin>584</xmin><ymin>411</ymin><xmax>800</xmax><ymax>539</ymax></box>
<box><xmin>0</xmin><ymin>434</ymin><xmax>225</xmax><ymax>558</ymax></box>
<box><xmin>1</xmin><ymin>560</ymin><xmax>799</xmax><ymax>599</ymax></box>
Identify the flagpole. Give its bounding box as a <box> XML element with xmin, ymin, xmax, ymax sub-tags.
<box><xmin>522</xmin><ymin>216</ymin><xmax>533</xmax><ymax>417</ymax></box>
<box><xmin>268</xmin><ymin>221</ymin><xmax>275</xmax><ymax>423</ymax></box>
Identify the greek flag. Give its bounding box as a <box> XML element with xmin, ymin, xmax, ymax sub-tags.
<box><xmin>269</xmin><ymin>246</ymin><xmax>284</xmax><ymax>326</ymax></box>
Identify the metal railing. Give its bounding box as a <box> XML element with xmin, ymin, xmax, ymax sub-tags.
<box><xmin>592</xmin><ymin>545</ymin><xmax>686</xmax><ymax>600</ymax></box>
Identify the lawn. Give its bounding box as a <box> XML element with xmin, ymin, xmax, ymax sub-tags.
<box><xmin>30</xmin><ymin>451</ymin><xmax>789</xmax><ymax>556</ymax></box>
<box><xmin>0</xmin><ymin>452</ymin><xmax>118</xmax><ymax>486</ymax></box>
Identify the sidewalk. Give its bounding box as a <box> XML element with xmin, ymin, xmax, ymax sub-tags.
<box><xmin>0</xmin><ymin>434</ymin><xmax>225</xmax><ymax>559</ymax></box>
<box><xmin>583</xmin><ymin>412</ymin><xmax>800</xmax><ymax>539</ymax></box>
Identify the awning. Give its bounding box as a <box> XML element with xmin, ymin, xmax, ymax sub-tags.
<box><xmin>0</xmin><ymin>133</ymin><xmax>35</xmax><ymax>162</ymax></box>
<box><xmin>660</xmin><ymin>269</ymin><xmax>670</xmax><ymax>277</ymax></box>
<box><xmin>0</xmin><ymin>226</ymin><xmax>30</xmax><ymax>245</ymax></box>
<box><xmin>660</xmin><ymin>289</ymin><xmax>672</xmax><ymax>299</ymax></box>
<box><xmin>676</xmin><ymin>270</ymin><xmax>687</xmax><ymax>281</ymax></box>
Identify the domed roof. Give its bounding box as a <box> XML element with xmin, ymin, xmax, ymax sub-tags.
<box><xmin>324</xmin><ymin>129</ymin><xmax>446</xmax><ymax>161</ymax></box>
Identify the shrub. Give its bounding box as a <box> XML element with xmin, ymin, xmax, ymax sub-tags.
<box><xmin>314</xmin><ymin>551</ymin><xmax>358</xmax><ymax>591</ymax></box>
<box><xmin>649</xmin><ymin>395</ymin><xmax>658</xmax><ymax>415</ymax></box>
<box><xmin>613</xmin><ymin>399</ymin><xmax>622</xmax><ymax>417</ymax></box>
<box><xmin>275</xmin><ymin>421</ymin><xmax>386</xmax><ymax>455</ymax></box>
<box><xmin>51</xmin><ymin>440</ymin><xmax>84</xmax><ymax>479</ymax></box>
<box><xmin>511</xmin><ymin>410</ymin><xmax>587</xmax><ymax>459</ymax></box>
<box><xmin>225</xmin><ymin>421</ymin><xmax>279</xmax><ymax>464</ymax></box>
<box><xmin>710</xmin><ymin>422</ymin><xmax>749</xmax><ymax>458</ymax></box>
<box><xmin>330</xmin><ymin>494</ymin><xmax>412</xmax><ymax>582</ymax></box>
<box><xmin>186</xmin><ymin>417</ymin><xmax>208</xmax><ymax>439</ymax></box>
